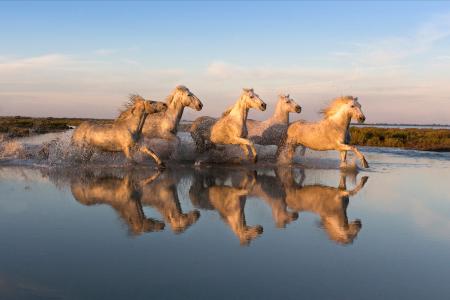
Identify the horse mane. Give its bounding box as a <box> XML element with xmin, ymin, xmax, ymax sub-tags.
<box><xmin>320</xmin><ymin>96</ymin><xmax>355</xmax><ymax>118</ymax></box>
<box><xmin>222</xmin><ymin>89</ymin><xmax>251</xmax><ymax>117</ymax></box>
<box><xmin>222</xmin><ymin>105</ymin><xmax>234</xmax><ymax>117</ymax></box>
<box><xmin>117</xmin><ymin>94</ymin><xmax>145</xmax><ymax>121</ymax></box>
<box><xmin>166</xmin><ymin>85</ymin><xmax>188</xmax><ymax>105</ymax></box>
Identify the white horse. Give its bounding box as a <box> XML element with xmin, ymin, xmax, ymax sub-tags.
<box><xmin>246</xmin><ymin>94</ymin><xmax>301</xmax><ymax>146</ymax></box>
<box><xmin>72</xmin><ymin>95</ymin><xmax>167</xmax><ymax>167</ymax></box>
<box><xmin>190</xmin><ymin>88</ymin><xmax>266</xmax><ymax>163</ymax></box>
<box><xmin>277</xmin><ymin>96</ymin><xmax>368</xmax><ymax>168</ymax></box>
<box><xmin>142</xmin><ymin>85</ymin><xmax>203</xmax><ymax>152</ymax></box>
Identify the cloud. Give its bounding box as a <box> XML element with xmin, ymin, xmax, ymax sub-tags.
<box><xmin>0</xmin><ymin>54</ymin><xmax>70</xmax><ymax>72</ymax></box>
<box><xmin>351</xmin><ymin>13</ymin><xmax>450</xmax><ymax>66</ymax></box>
<box><xmin>206</xmin><ymin>60</ymin><xmax>343</xmax><ymax>81</ymax></box>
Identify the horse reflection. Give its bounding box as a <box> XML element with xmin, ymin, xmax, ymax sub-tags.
<box><xmin>280</xmin><ymin>168</ymin><xmax>368</xmax><ymax>245</ymax></box>
<box><xmin>141</xmin><ymin>170</ymin><xmax>200</xmax><ymax>233</ymax></box>
<box><xmin>71</xmin><ymin>171</ymin><xmax>165</xmax><ymax>235</ymax></box>
<box><xmin>250</xmin><ymin>170</ymin><xmax>298</xmax><ymax>228</ymax></box>
<box><xmin>190</xmin><ymin>169</ymin><xmax>263</xmax><ymax>245</ymax></box>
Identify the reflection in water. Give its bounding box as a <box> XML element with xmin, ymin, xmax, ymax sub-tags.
<box><xmin>190</xmin><ymin>168</ymin><xmax>263</xmax><ymax>245</ymax></box>
<box><xmin>280</xmin><ymin>168</ymin><xmax>367</xmax><ymax>244</ymax></box>
<box><xmin>70</xmin><ymin>170</ymin><xmax>165</xmax><ymax>235</ymax></box>
<box><xmin>141</xmin><ymin>170</ymin><xmax>200</xmax><ymax>233</ymax></box>
<box><xmin>251</xmin><ymin>169</ymin><xmax>299</xmax><ymax>228</ymax></box>
<box><xmin>62</xmin><ymin>165</ymin><xmax>368</xmax><ymax>245</ymax></box>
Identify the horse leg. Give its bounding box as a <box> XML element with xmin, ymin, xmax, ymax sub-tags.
<box><xmin>339</xmin><ymin>151</ymin><xmax>348</xmax><ymax>168</ymax></box>
<box><xmin>347</xmin><ymin>176</ymin><xmax>369</xmax><ymax>196</ymax></box>
<box><xmin>299</xmin><ymin>145</ymin><xmax>306</xmax><ymax>156</ymax></box>
<box><xmin>123</xmin><ymin>146</ymin><xmax>135</xmax><ymax>164</ymax></box>
<box><xmin>164</xmin><ymin>133</ymin><xmax>180</xmax><ymax>159</ymax></box>
<box><xmin>338</xmin><ymin>173</ymin><xmax>347</xmax><ymax>190</ymax></box>
<box><xmin>191</xmin><ymin>131</ymin><xmax>206</xmax><ymax>153</ymax></box>
<box><xmin>139</xmin><ymin>145</ymin><xmax>165</xmax><ymax>169</ymax></box>
<box><xmin>140</xmin><ymin>170</ymin><xmax>162</xmax><ymax>186</ymax></box>
<box><xmin>247</xmin><ymin>142</ymin><xmax>258</xmax><ymax>162</ymax></box>
<box><xmin>277</xmin><ymin>143</ymin><xmax>296</xmax><ymax>165</ymax></box>
<box><xmin>337</xmin><ymin>143</ymin><xmax>369</xmax><ymax>168</ymax></box>
<box><xmin>239</xmin><ymin>144</ymin><xmax>250</xmax><ymax>159</ymax></box>
<box><xmin>232</xmin><ymin>138</ymin><xmax>257</xmax><ymax>162</ymax></box>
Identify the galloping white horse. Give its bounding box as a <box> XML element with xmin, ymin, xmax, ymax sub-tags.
<box><xmin>246</xmin><ymin>94</ymin><xmax>301</xmax><ymax>146</ymax></box>
<box><xmin>142</xmin><ymin>85</ymin><xmax>203</xmax><ymax>150</ymax></box>
<box><xmin>72</xmin><ymin>95</ymin><xmax>167</xmax><ymax>166</ymax></box>
<box><xmin>190</xmin><ymin>88</ymin><xmax>266</xmax><ymax>163</ymax></box>
<box><xmin>277</xmin><ymin>96</ymin><xmax>368</xmax><ymax>168</ymax></box>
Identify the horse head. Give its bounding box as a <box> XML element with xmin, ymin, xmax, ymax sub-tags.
<box><xmin>129</xmin><ymin>95</ymin><xmax>147</xmax><ymax>116</ymax></box>
<box><xmin>347</xmin><ymin>96</ymin><xmax>366</xmax><ymax>124</ymax></box>
<box><xmin>242</xmin><ymin>88</ymin><xmax>266</xmax><ymax>111</ymax></box>
<box><xmin>145</xmin><ymin>100</ymin><xmax>167</xmax><ymax>114</ymax></box>
<box><xmin>278</xmin><ymin>94</ymin><xmax>301</xmax><ymax>113</ymax></box>
<box><xmin>170</xmin><ymin>85</ymin><xmax>203</xmax><ymax>111</ymax></box>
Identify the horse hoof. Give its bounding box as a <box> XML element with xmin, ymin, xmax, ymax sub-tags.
<box><xmin>361</xmin><ymin>176</ymin><xmax>369</xmax><ymax>185</ymax></box>
<box><xmin>253</xmin><ymin>155</ymin><xmax>258</xmax><ymax>163</ymax></box>
<box><xmin>361</xmin><ymin>159</ymin><xmax>369</xmax><ymax>168</ymax></box>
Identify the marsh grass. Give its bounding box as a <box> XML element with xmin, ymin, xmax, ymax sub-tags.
<box><xmin>0</xmin><ymin>116</ymin><xmax>112</xmax><ymax>138</ymax></box>
<box><xmin>350</xmin><ymin>127</ymin><xmax>450</xmax><ymax>151</ymax></box>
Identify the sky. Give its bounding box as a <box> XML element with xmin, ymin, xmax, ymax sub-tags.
<box><xmin>1</xmin><ymin>1</ymin><xmax>450</xmax><ymax>124</ymax></box>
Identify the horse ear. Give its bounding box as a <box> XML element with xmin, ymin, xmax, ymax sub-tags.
<box><xmin>243</xmin><ymin>88</ymin><xmax>249</xmax><ymax>92</ymax></box>
<box><xmin>287</xmin><ymin>94</ymin><xmax>290</xmax><ymax>98</ymax></box>
<box><xmin>354</xmin><ymin>96</ymin><xmax>359</xmax><ymax>101</ymax></box>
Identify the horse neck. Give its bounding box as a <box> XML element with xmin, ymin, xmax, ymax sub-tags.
<box><xmin>229</xmin><ymin>97</ymin><xmax>249</xmax><ymax>125</ymax></box>
<box><xmin>269</xmin><ymin>102</ymin><xmax>289</xmax><ymax>124</ymax></box>
<box><xmin>121</xmin><ymin>110</ymin><xmax>147</xmax><ymax>135</ymax></box>
<box><xmin>325</xmin><ymin>110</ymin><xmax>351</xmax><ymax>131</ymax></box>
<box><xmin>136</xmin><ymin>112</ymin><xmax>148</xmax><ymax>134</ymax></box>
<box><xmin>167</xmin><ymin>98</ymin><xmax>185</xmax><ymax>126</ymax></box>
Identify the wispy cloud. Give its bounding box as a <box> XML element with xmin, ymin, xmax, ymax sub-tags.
<box><xmin>206</xmin><ymin>60</ymin><xmax>343</xmax><ymax>81</ymax></box>
<box><xmin>0</xmin><ymin>54</ymin><xmax>70</xmax><ymax>72</ymax></box>
<box><xmin>350</xmin><ymin>13</ymin><xmax>450</xmax><ymax>66</ymax></box>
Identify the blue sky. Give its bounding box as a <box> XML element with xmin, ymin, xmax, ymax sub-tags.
<box><xmin>1</xmin><ymin>1</ymin><xmax>450</xmax><ymax>123</ymax></box>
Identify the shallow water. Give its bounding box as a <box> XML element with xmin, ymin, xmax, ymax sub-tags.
<box><xmin>0</xmin><ymin>146</ymin><xmax>449</xmax><ymax>300</ymax></box>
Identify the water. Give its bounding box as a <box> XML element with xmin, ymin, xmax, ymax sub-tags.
<box><xmin>0</xmin><ymin>143</ymin><xmax>449</xmax><ymax>299</ymax></box>
<box><xmin>353</xmin><ymin>124</ymin><xmax>450</xmax><ymax>129</ymax></box>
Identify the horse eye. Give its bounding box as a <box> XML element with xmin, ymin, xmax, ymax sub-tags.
<box><xmin>250</xmin><ymin>96</ymin><xmax>254</xmax><ymax>99</ymax></box>
<box><xmin>351</xmin><ymin>105</ymin><xmax>355</xmax><ymax>108</ymax></box>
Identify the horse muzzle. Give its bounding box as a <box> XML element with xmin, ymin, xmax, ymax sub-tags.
<box><xmin>260</xmin><ymin>103</ymin><xmax>267</xmax><ymax>111</ymax></box>
<box><xmin>196</xmin><ymin>103</ymin><xmax>203</xmax><ymax>111</ymax></box>
<box><xmin>358</xmin><ymin>116</ymin><xmax>366</xmax><ymax>123</ymax></box>
<box><xmin>295</xmin><ymin>106</ymin><xmax>302</xmax><ymax>113</ymax></box>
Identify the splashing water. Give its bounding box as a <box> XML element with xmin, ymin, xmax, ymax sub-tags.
<box><xmin>0</xmin><ymin>130</ymin><xmax>356</xmax><ymax>168</ymax></box>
